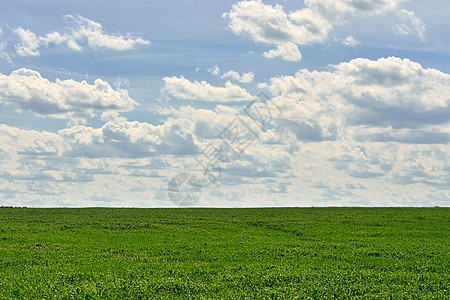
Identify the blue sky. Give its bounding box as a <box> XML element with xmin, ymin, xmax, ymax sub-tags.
<box><xmin>0</xmin><ymin>0</ymin><xmax>449</xmax><ymax>207</ymax></box>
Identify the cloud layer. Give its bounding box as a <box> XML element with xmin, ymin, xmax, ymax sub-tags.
<box><xmin>0</xmin><ymin>3</ymin><xmax>447</xmax><ymax>208</ymax></box>
<box><xmin>0</xmin><ymin>1</ymin><xmax>447</xmax><ymax>208</ymax></box>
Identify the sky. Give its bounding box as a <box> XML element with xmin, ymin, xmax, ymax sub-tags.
<box><xmin>0</xmin><ymin>0</ymin><xmax>449</xmax><ymax>207</ymax></box>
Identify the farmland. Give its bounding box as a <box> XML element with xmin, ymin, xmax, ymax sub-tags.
<box><xmin>0</xmin><ymin>207</ymin><xmax>448</xmax><ymax>299</ymax></box>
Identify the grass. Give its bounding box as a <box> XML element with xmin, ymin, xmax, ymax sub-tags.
<box><xmin>0</xmin><ymin>207</ymin><xmax>448</xmax><ymax>299</ymax></box>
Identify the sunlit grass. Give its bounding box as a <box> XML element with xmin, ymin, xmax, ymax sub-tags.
<box><xmin>0</xmin><ymin>207</ymin><xmax>448</xmax><ymax>298</ymax></box>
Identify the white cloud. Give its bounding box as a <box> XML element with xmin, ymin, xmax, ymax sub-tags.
<box><xmin>208</xmin><ymin>65</ymin><xmax>220</xmax><ymax>75</ymax></box>
<box><xmin>0</xmin><ymin>118</ymin><xmax>199</xmax><ymax>160</ymax></box>
<box><xmin>208</xmin><ymin>65</ymin><xmax>255</xmax><ymax>83</ymax></box>
<box><xmin>0</xmin><ymin>68</ymin><xmax>137</xmax><ymax>124</ymax></box>
<box><xmin>1</xmin><ymin>51</ymin><xmax>448</xmax><ymax>207</ymax></box>
<box><xmin>224</xmin><ymin>0</ymin><xmax>425</xmax><ymax>60</ymax></box>
<box><xmin>223</xmin><ymin>1</ymin><xmax>330</xmax><ymax>45</ymax></box>
<box><xmin>263</xmin><ymin>42</ymin><xmax>302</xmax><ymax>61</ymax></box>
<box><xmin>13</xmin><ymin>14</ymin><xmax>149</xmax><ymax>56</ymax></box>
<box><xmin>305</xmin><ymin>0</ymin><xmax>403</xmax><ymax>23</ymax></box>
<box><xmin>60</xmin><ymin>119</ymin><xmax>199</xmax><ymax>157</ymax></box>
<box><xmin>336</xmin><ymin>57</ymin><xmax>450</xmax><ymax>113</ymax></box>
<box><xmin>223</xmin><ymin>1</ymin><xmax>331</xmax><ymax>61</ymax></box>
<box><xmin>393</xmin><ymin>9</ymin><xmax>426</xmax><ymax>40</ymax></box>
<box><xmin>0</xmin><ymin>122</ymin><xmax>179</xmax><ymax>206</ymax></box>
<box><xmin>162</xmin><ymin>76</ymin><xmax>254</xmax><ymax>102</ymax></box>
<box><xmin>100</xmin><ymin>111</ymin><xmax>127</xmax><ymax>122</ymax></box>
<box><xmin>13</xmin><ymin>27</ymin><xmax>40</xmax><ymax>56</ymax></box>
<box><xmin>0</xmin><ymin>28</ymin><xmax>12</xmax><ymax>64</ymax></box>
<box><xmin>1</xmin><ymin>70</ymin><xmax>448</xmax><ymax>207</ymax></box>
<box><xmin>261</xmin><ymin>56</ymin><xmax>450</xmax><ymax>150</ymax></box>
<box><xmin>287</xmin><ymin>8</ymin><xmax>332</xmax><ymax>43</ymax></box>
<box><xmin>221</xmin><ymin>70</ymin><xmax>255</xmax><ymax>83</ymax></box>
<box><xmin>288</xmin><ymin>141</ymin><xmax>450</xmax><ymax>206</ymax></box>
<box><xmin>248</xmin><ymin>58</ymin><xmax>450</xmax><ymax>204</ymax></box>
<box><xmin>0</xmin><ymin>124</ymin><xmax>68</xmax><ymax>156</ymax></box>
<box><xmin>342</xmin><ymin>36</ymin><xmax>360</xmax><ymax>47</ymax></box>
<box><xmin>267</xmin><ymin>56</ymin><xmax>450</xmax><ymax>116</ymax></box>
<box><xmin>65</xmin><ymin>15</ymin><xmax>149</xmax><ymax>50</ymax></box>
<box><xmin>113</xmin><ymin>77</ymin><xmax>130</xmax><ymax>89</ymax></box>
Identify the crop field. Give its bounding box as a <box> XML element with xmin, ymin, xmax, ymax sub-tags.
<box><xmin>0</xmin><ymin>207</ymin><xmax>448</xmax><ymax>299</ymax></box>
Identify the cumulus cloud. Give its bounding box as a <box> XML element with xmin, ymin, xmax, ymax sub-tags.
<box><xmin>0</xmin><ymin>121</ymin><xmax>180</xmax><ymax>205</ymax></box>
<box><xmin>342</xmin><ymin>36</ymin><xmax>360</xmax><ymax>47</ymax></box>
<box><xmin>0</xmin><ymin>28</ymin><xmax>12</xmax><ymax>64</ymax></box>
<box><xmin>263</xmin><ymin>42</ymin><xmax>302</xmax><ymax>61</ymax></box>
<box><xmin>221</xmin><ymin>70</ymin><xmax>255</xmax><ymax>83</ymax></box>
<box><xmin>336</xmin><ymin>57</ymin><xmax>450</xmax><ymax>115</ymax></box>
<box><xmin>294</xmin><ymin>141</ymin><xmax>450</xmax><ymax>204</ymax></box>
<box><xmin>0</xmin><ymin>124</ymin><xmax>68</xmax><ymax>156</ymax></box>
<box><xmin>13</xmin><ymin>27</ymin><xmax>40</xmax><ymax>56</ymax></box>
<box><xmin>0</xmin><ymin>118</ymin><xmax>199</xmax><ymax>160</ymax></box>
<box><xmin>208</xmin><ymin>65</ymin><xmax>255</xmax><ymax>83</ymax></box>
<box><xmin>0</xmin><ymin>44</ymin><xmax>11</xmax><ymax>64</ymax></box>
<box><xmin>208</xmin><ymin>65</ymin><xmax>220</xmax><ymax>76</ymax></box>
<box><xmin>261</xmin><ymin>56</ymin><xmax>450</xmax><ymax>151</ymax></box>
<box><xmin>223</xmin><ymin>1</ymin><xmax>330</xmax><ymax>61</ymax></box>
<box><xmin>223</xmin><ymin>1</ymin><xmax>330</xmax><ymax>45</ymax></box>
<box><xmin>224</xmin><ymin>0</ymin><xmax>425</xmax><ymax>60</ymax></box>
<box><xmin>162</xmin><ymin>76</ymin><xmax>254</xmax><ymax>102</ymax></box>
<box><xmin>393</xmin><ymin>9</ymin><xmax>426</xmax><ymax>40</ymax></box>
<box><xmin>60</xmin><ymin>119</ymin><xmax>199</xmax><ymax>158</ymax></box>
<box><xmin>0</xmin><ymin>68</ymin><xmax>137</xmax><ymax>124</ymax></box>
<box><xmin>13</xmin><ymin>14</ymin><xmax>149</xmax><ymax>56</ymax></box>
<box><xmin>1</xmin><ymin>63</ymin><xmax>448</xmax><ymax>206</ymax></box>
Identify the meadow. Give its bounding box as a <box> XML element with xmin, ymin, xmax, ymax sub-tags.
<box><xmin>0</xmin><ymin>207</ymin><xmax>448</xmax><ymax>299</ymax></box>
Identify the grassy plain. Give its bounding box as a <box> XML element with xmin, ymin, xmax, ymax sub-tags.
<box><xmin>0</xmin><ymin>207</ymin><xmax>448</xmax><ymax>299</ymax></box>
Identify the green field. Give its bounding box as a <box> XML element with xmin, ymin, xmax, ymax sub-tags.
<box><xmin>0</xmin><ymin>207</ymin><xmax>448</xmax><ymax>299</ymax></box>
